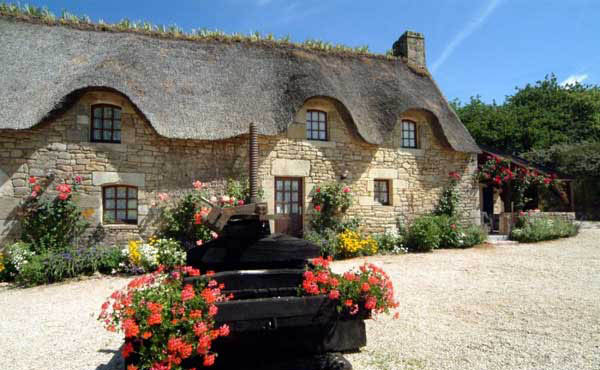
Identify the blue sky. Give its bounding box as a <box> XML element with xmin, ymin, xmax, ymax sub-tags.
<box><xmin>20</xmin><ymin>0</ymin><xmax>600</xmax><ymax>103</ymax></box>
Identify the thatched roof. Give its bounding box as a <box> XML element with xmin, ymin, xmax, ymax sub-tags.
<box><xmin>0</xmin><ymin>15</ymin><xmax>480</xmax><ymax>153</ymax></box>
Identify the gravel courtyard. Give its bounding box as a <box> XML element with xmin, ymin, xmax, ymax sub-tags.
<box><xmin>1</xmin><ymin>230</ymin><xmax>598</xmax><ymax>370</ymax></box>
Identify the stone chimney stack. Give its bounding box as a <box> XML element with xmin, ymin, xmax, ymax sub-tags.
<box><xmin>393</xmin><ymin>31</ymin><xmax>426</xmax><ymax>68</ymax></box>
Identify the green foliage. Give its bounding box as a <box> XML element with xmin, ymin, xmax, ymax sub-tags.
<box><xmin>453</xmin><ymin>75</ymin><xmax>600</xmax><ymax>155</ymax></box>
<box><xmin>372</xmin><ymin>231</ymin><xmax>406</xmax><ymax>254</ymax></box>
<box><xmin>510</xmin><ymin>214</ymin><xmax>579</xmax><ymax>242</ymax></box>
<box><xmin>433</xmin><ymin>215</ymin><xmax>463</xmax><ymax>248</ymax></box>
<box><xmin>0</xmin><ymin>241</ymin><xmax>34</xmax><ymax>281</ymax></box>
<box><xmin>154</xmin><ymin>238</ymin><xmax>186</xmax><ymax>271</ymax></box>
<box><xmin>20</xmin><ymin>184</ymin><xmax>88</xmax><ymax>253</ymax></box>
<box><xmin>405</xmin><ymin>215</ymin><xmax>442</xmax><ymax>252</ymax></box>
<box><xmin>0</xmin><ymin>2</ymin><xmax>387</xmax><ymax>58</ymax></box>
<box><xmin>226</xmin><ymin>178</ymin><xmax>264</xmax><ymax>203</ymax></box>
<box><xmin>158</xmin><ymin>191</ymin><xmax>214</xmax><ymax>245</ymax></box>
<box><xmin>462</xmin><ymin>225</ymin><xmax>488</xmax><ymax>247</ymax></box>
<box><xmin>304</xmin><ymin>229</ymin><xmax>340</xmax><ymax>258</ymax></box>
<box><xmin>309</xmin><ymin>183</ymin><xmax>353</xmax><ymax>234</ymax></box>
<box><xmin>434</xmin><ymin>173</ymin><xmax>461</xmax><ymax>217</ymax></box>
<box><xmin>14</xmin><ymin>245</ymin><xmax>125</xmax><ymax>286</ymax></box>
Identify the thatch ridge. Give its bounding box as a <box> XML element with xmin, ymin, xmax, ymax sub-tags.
<box><xmin>0</xmin><ymin>13</ymin><xmax>480</xmax><ymax>153</ymax></box>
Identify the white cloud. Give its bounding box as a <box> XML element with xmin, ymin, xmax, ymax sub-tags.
<box><xmin>431</xmin><ymin>0</ymin><xmax>502</xmax><ymax>73</ymax></box>
<box><xmin>560</xmin><ymin>74</ymin><xmax>589</xmax><ymax>87</ymax></box>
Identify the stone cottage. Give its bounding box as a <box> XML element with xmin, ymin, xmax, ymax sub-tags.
<box><xmin>0</xmin><ymin>15</ymin><xmax>481</xmax><ymax>244</ymax></box>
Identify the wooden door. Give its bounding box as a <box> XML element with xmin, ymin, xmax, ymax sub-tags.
<box><xmin>274</xmin><ymin>177</ymin><xmax>303</xmax><ymax>237</ymax></box>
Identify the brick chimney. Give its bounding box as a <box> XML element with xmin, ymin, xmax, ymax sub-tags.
<box><xmin>393</xmin><ymin>31</ymin><xmax>426</xmax><ymax>68</ymax></box>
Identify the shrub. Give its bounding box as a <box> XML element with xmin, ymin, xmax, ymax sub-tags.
<box><xmin>16</xmin><ymin>253</ymin><xmax>46</xmax><ymax>286</ymax></box>
<box><xmin>96</xmin><ymin>246</ymin><xmax>126</xmax><ymax>275</ymax></box>
<box><xmin>152</xmin><ymin>237</ymin><xmax>186</xmax><ymax>271</ymax></box>
<box><xmin>433</xmin><ymin>215</ymin><xmax>463</xmax><ymax>248</ymax></box>
<box><xmin>372</xmin><ymin>231</ymin><xmax>406</xmax><ymax>255</ymax></box>
<box><xmin>20</xmin><ymin>177</ymin><xmax>88</xmax><ymax>252</ymax></box>
<box><xmin>1</xmin><ymin>241</ymin><xmax>34</xmax><ymax>281</ymax></box>
<box><xmin>309</xmin><ymin>183</ymin><xmax>353</xmax><ymax>234</ymax></box>
<box><xmin>405</xmin><ymin>215</ymin><xmax>441</xmax><ymax>252</ymax></box>
<box><xmin>99</xmin><ymin>267</ymin><xmax>232</xmax><ymax>369</ymax></box>
<box><xmin>304</xmin><ymin>229</ymin><xmax>340</xmax><ymax>258</ymax></box>
<box><xmin>462</xmin><ymin>225</ymin><xmax>488</xmax><ymax>247</ymax></box>
<box><xmin>510</xmin><ymin>214</ymin><xmax>578</xmax><ymax>242</ymax></box>
<box><xmin>338</xmin><ymin>229</ymin><xmax>378</xmax><ymax>258</ymax></box>
<box><xmin>434</xmin><ymin>172</ymin><xmax>461</xmax><ymax>217</ymax></box>
<box><xmin>158</xmin><ymin>190</ymin><xmax>215</xmax><ymax>246</ymax></box>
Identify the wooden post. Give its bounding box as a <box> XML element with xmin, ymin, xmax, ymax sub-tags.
<box><xmin>569</xmin><ymin>181</ymin><xmax>575</xmax><ymax>212</ymax></box>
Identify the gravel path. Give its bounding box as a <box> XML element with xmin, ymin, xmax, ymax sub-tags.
<box><xmin>1</xmin><ymin>230</ymin><xmax>599</xmax><ymax>370</ymax></box>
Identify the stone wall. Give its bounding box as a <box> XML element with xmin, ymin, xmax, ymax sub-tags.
<box><xmin>0</xmin><ymin>91</ymin><xmax>479</xmax><ymax>245</ymax></box>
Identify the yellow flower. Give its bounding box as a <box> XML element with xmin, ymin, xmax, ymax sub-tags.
<box><xmin>128</xmin><ymin>240</ymin><xmax>142</xmax><ymax>266</ymax></box>
<box><xmin>339</xmin><ymin>230</ymin><xmax>378</xmax><ymax>256</ymax></box>
<box><xmin>0</xmin><ymin>252</ymin><xmax>5</xmax><ymax>273</ymax></box>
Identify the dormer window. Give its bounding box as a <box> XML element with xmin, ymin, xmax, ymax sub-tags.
<box><xmin>401</xmin><ymin>120</ymin><xmax>417</xmax><ymax>148</ymax></box>
<box><xmin>91</xmin><ymin>105</ymin><xmax>122</xmax><ymax>143</ymax></box>
<box><xmin>306</xmin><ymin>110</ymin><xmax>327</xmax><ymax>141</ymax></box>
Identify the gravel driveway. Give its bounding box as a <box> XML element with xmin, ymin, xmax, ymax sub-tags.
<box><xmin>1</xmin><ymin>230</ymin><xmax>599</xmax><ymax>370</ymax></box>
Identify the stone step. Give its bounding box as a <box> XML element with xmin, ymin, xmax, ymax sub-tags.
<box><xmin>487</xmin><ymin>234</ymin><xmax>518</xmax><ymax>245</ymax></box>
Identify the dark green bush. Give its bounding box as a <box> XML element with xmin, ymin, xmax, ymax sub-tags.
<box><xmin>462</xmin><ymin>225</ymin><xmax>488</xmax><ymax>247</ymax></box>
<box><xmin>96</xmin><ymin>246</ymin><xmax>126</xmax><ymax>274</ymax></box>
<box><xmin>305</xmin><ymin>229</ymin><xmax>340</xmax><ymax>258</ymax></box>
<box><xmin>406</xmin><ymin>215</ymin><xmax>442</xmax><ymax>252</ymax></box>
<box><xmin>433</xmin><ymin>215</ymin><xmax>463</xmax><ymax>248</ymax></box>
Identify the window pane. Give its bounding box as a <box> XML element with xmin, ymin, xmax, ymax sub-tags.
<box><xmin>319</xmin><ymin>131</ymin><xmax>326</xmax><ymax>140</ymax></box>
<box><xmin>104</xmin><ymin>120</ymin><xmax>112</xmax><ymax>129</ymax></box>
<box><xmin>128</xmin><ymin>188</ymin><xmax>137</xmax><ymax>197</ymax></box>
<box><xmin>284</xmin><ymin>192</ymin><xmax>290</xmax><ymax>202</ymax></box>
<box><xmin>114</xmin><ymin>109</ymin><xmax>121</xmax><ymax>119</ymax></box>
<box><xmin>311</xmin><ymin>111</ymin><xmax>317</xmax><ymax>120</ymax></box>
<box><xmin>292</xmin><ymin>181</ymin><xmax>298</xmax><ymax>191</ymax></box>
<box><xmin>105</xmin><ymin>199</ymin><xmax>115</xmax><ymax>209</ymax></box>
<box><xmin>306</xmin><ymin>112</ymin><xmax>311</xmax><ymax>122</ymax></box>
<box><xmin>117</xmin><ymin>199</ymin><xmax>126</xmax><ymax>209</ymax></box>
<box><xmin>117</xmin><ymin>187</ymin><xmax>127</xmax><ymax>197</ymax></box>
<box><xmin>292</xmin><ymin>192</ymin><xmax>298</xmax><ymax>201</ymax></box>
<box><xmin>103</xmin><ymin>131</ymin><xmax>112</xmax><ymax>141</ymax></box>
<box><xmin>285</xmin><ymin>181</ymin><xmax>291</xmax><ymax>190</ymax></box>
<box><xmin>276</xmin><ymin>181</ymin><xmax>283</xmax><ymax>190</ymax></box>
<box><xmin>319</xmin><ymin>122</ymin><xmax>325</xmax><ymax>131</ymax></box>
<box><xmin>104</xmin><ymin>107</ymin><xmax>113</xmax><ymax>118</ymax></box>
<box><xmin>276</xmin><ymin>192</ymin><xmax>283</xmax><ymax>201</ymax></box>
<box><xmin>93</xmin><ymin>130</ymin><xmax>102</xmax><ymax>140</ymax></box>
<box><xmin>127</xmin><ymin>210</ymin><xmax>137</xmax><ymax>220</ymax></box>
<box><xmin>93</xmin><ymin>108</ymin><xmax>102</xmax><ymax>118</ymax></box>
<box><xmin>105</xmin><ymin>187</ymin><xmax>115</xmax><ymax>198</ymax></box>
<box><xmin>128</xmin><ymin>200</ymin><xmax>137</xmax><ymax>209</ymax></box>
<box><xmin>113</xmin><ymin>131</ymin><xmax>121</xmax><ymax>141</ymax></box>
<box><xmin>114</xmin><ymin>120</ymin><xmax>121</xmax><ymax>130</ymax></box>
<box><xmin>291</xmin><ymin>204</ymin><xmax>298</xmax><ymax>214</ymax></box>
<box><xmin>93</xmin><ymin>118</ymin><xmax>102</xmax><ymax>128</ymax></box>
<box><xmin>117</xmin><ymin>210</ymin><xmax>126</xmax><ymax>221</ymax></box>
<box><xmin>276</xmin><ymin>205</ymin><xmax>282</xmax><ymax>214</ymax></box>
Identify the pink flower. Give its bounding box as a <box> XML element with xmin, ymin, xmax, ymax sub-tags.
<box><xmin>328</xmin><ymin>290</ymin><xmax>340</xmax><ymax>300</ymax></box>
<box><xmin>196</xmin><ymin>240</ymin><xmax>204</xmax><ymax>246</ymax></box>
<box><xmin>237</xmin><ymin>199</ymin><xmax>245</xmax><ymax>206</ymax></box>
<box><xmin>210</xmin><ymin>231</ymin><xmax>219</xmax><ymax>239</ymax></box>
<box><xmin>209</xmin><ymin>304</ymin><xmax>218</xmax><ymax>316</ymax></box>
<box><xmin>343</xmin><ymin>186</ymin><xmax>350</xmax><ymax>193</ymax></box>
<box><xmin>58</xmin><ymin>192</ymin><xmax>69</xmax><ymax>201</ymax></box>
<box><xmin>30</xmin><ymin>191</ymin><xmax>38</xmax><ymax>198</ymax></box>
<box><xmin>219</xmin><ymin>324</ymin><xmax>230</xmax><ymax>337</ymax></box>
<box><xmin>193</xmin><ymin>180</ymin><xmax>203</xmax><ymax>190</ymax></box>
<box><xmin>158</xmin><ymin>192</ymin><xmax>169</xmax><ymax>202</ymax></box>
<box><xmin>181</xmin><ymin>284</ymin><xmax>195</xmax><ymax>301</ymax></box>
<box><xmin>349</xmin><ymin>304</ymin><xmax>359</xmax><ymax>315</ymax></box>
<box><xmin>74</xmin><ymin>175</ymin><xmax>82</xmax><ymax>184</ymax></box>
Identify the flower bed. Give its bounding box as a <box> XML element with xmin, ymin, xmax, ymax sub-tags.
<box><xmin>510</xmin><ymin>212</ymin><xmax>579</xmax><ymax>242</ymax></box>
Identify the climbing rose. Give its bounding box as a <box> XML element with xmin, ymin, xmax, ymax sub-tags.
<box><xmin>33</xmin><ymin>185</ymin><xmax>41</xmax><ymax>193</ymax></box>
<box><xmin>58</xmin><ymin>192</ymin><xmax>69</xmax><ymax>201</ymax></box>
<box><xmin>28</xmin><ymin>176</ymin><xmax>36</xmax><ymax>184</ymax></box>
<box><xmin>158</xmin><ymin>193</ymin><xmax>169</xmax><ymax>202</ymax></box>
<box><xmin>30</xmin><ymin>191</ymin><xmax>38</xmax><ymax>198</ymax></box>
<box><xmin>237</xmin><ymin>199</ymin><xmax>245</xmax><ymax>206</ymax></box>
<box><xmin>193</xmin><ymin>180</ymin><xmax>203</xmax><ymax>190</ymax></box>
<box><xmin>74</xmin><ymin>175</ymin><xmax>82</xmax><ymax>184</ymax></box>
<box><xmin>316</xmin><ymin>188</ymin><xmax>321</xmax><ymax>193</ymax></box>
<box><xmin>196</xmin><ymin>240</ymin><xmax>203</xmax><ymax>247</ymax></box>
<box><xmin>314</xmin><ymin>205</ymin><xmax>321</xmax><ymax>212</ymax></box>
<box><xmin>343</xmin><ymin>186</ymin><xmax>350</xmax><ymax>193</ymax></box>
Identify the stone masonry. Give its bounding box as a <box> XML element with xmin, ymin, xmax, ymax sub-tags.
<box><xmin>0</xmin><ymin>91</ymin><xmax>479</xmax><ymax>245</ymax></box>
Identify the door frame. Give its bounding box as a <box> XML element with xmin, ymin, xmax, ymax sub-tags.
<box><xmin>274</xmin><ymin>176</ymin><xmax>304</xmax><ymax>236</ymax></box>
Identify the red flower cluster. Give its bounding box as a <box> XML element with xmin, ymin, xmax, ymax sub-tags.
<box><xmin>56</xmin><ymin>183</ymin><xmax>72</xmax><ymax>200</ymax></box>
<box><xmin>99</xmin><ymin>266</ymin><xmax>232</xmax><ymax>370</ymax></box>
<box><xmin>448</xmin><ymin>171</ymin><xmax>461</xmax><ymax>181</ymax></box>
<box><xmin>300</xmin><ymin>257</ymin><xmax>399</xmax><ymax>318</ymax></box>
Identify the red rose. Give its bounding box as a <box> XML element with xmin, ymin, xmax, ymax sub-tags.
<box><xmin>343</xmin><ymin>186</ymin><xmax>350</xmax><ymax>193</ymax></box>
<box><xmin>316</xmin><ymin>188</ymin><xmax>321</xmax><ymax>193</ymax></box>
<box><xmin>314</xmin><ymin>204</ymin><xmax>321</xmax><ymax>212</ymax></box>
<box><xmin>28</xmin><ymin>176</ymin><xmax>36</xmax><ymax>184</ymax></box>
